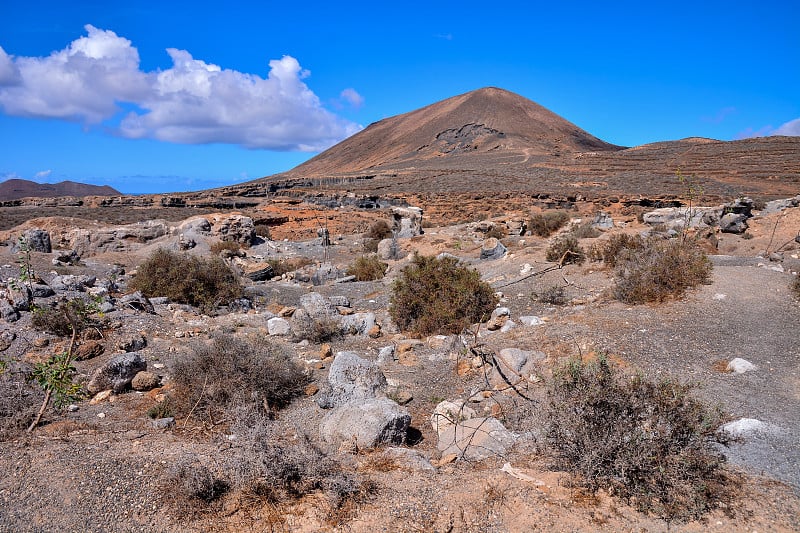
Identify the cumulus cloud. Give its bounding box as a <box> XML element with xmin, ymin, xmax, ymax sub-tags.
<box><xmin>736</xmin><ymin>117</ymin><xmax>800</xmax><ymax>139</ymax></box>
<box><xmin>339</xmin><ymin>88</ymin><xmax>364</xmax><ymax>109</ymax></box>
<box><xmin>0</xmin><ymin>26</ymin><xmax>361</xmax><ymax>151</ymax></box>
<box><xmin>772</xmin><ymin>118</ymin><xmax>800</xmax><ymax>136</ymax></box>
<box><xmin>34</xmin><ymin>169</ymin><xmax>52</xmax><ymax>179</ymax></box>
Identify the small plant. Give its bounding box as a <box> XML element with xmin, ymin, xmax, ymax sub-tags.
<box><xmin>545</xmin><ymin>235</ymin><xmax>585</xmax><ymax>264</ymax></box>
<box><xmin>613</xmin><ymin>238</ymin><xmax>712</xmax><ymax>303</ymax></box>
<box><xmin>346</xmin><ymin>255</ymin><xmax>388</xmax><ymax>281</ymax></box>
<box><xmin>365</xmin><ymin>219</ymin><xmax>393</xmax><ymax>240</ymax></box>
<box><xmin>266</xmin><ymin>257</ymin><xmax>314</xmax><ymax>278</ymax></box>
<box><xmin>534</xmin><ymin>284</ymin><xmax>569</xmax><ymax>305</ymax></box>
<box><xmin>209</xmin><ymin>240</ymin><xmax>244</xmax><ymax>256</ymax></box>
<box><xmin>170</xmin><ymin>334</ymin><xmax>309</xmax><ymax>424</ymax></box>
<box><xmin>147</xmin><ymin>398</ymin><xmax>173</xmax><ymax>419</ymax></box>
<box><xmin>484</xmin><ymin>224</ymin><xmax>507</xmax><ymax>240</ymax></box>
<box><xmin>292</xmin><ymin>315</ymin><xmax>342</xmax><ymax>343</ymax></box>
<box><xmin>589</xmin><ymin>233</ymin><xmax>644</xmax><ymax>267</ymax></box>
<box><xmin>0</xmin><ymin>365</ymin><xmax>43</xmax><ymax>440</ymax></box>
<box><xmin>529</xmin><ymin>211</ymin><xmax>570</xmax><ymax>237</ymax></box>
<box><xmin>31</xmin><ymin>297</ymin><xmax>95</xmax><ymax>336</ymax></box>
<box><xmin>163</xmin><ymin>459</ymin><xmax>229</xmax><ymax>514</ymax></box>
<box><xmin>253</xmin><ymin>224</ymin><xmax>272</xmax><ymax>239</ymax></box>
<box><xmin>390</xmin><ymin>253</ymin><xmax>498</xmax><ymax>336</ymax></box>
<box><xmin>30</xmin><ymin>351</ymin><xmax>83</xmax><ymax>409</ymax></box>
<box><xmin>131</xmin><ymin>248</ymin><xmax>242</xmax><ymax>313</ymax></box>
<box><xmin>545</xmin><ymin>356</ymin><xmax>734</xmax><ymax>522</ymax></box>
<box><xmin>569</xmin><ymin>222</ymin><xmax>600</xmax><ymax>239</ymax></box>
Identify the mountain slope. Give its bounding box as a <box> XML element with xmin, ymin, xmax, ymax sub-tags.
<box><xmin>285</xmin><ymin>87</ymin><xmax>623</xmax><ymax>177</ymax></box>
<box><xmin>0</xmin><ymin>179</ymin><xmax>121</xmax><ymax>201</ymax></box>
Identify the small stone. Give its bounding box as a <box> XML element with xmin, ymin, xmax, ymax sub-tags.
<box><xmin>392</xmin><ymin>390</ymin><xmax>413</xmax><ymax>405</ymax></box>
<box><xmin>320</xmin><ymin>343</ymin><xmax>333</xmax><ymax>359</ymax></box>
<box><xmin>89</xmin><ymin>390</ymin><xmax>113</xmax><ymax>405</ymax></box>
<box><xmin>367</xmin><ymin>324</ymin><xmax>382</xmax><ymax>338</ymax></box>
<box><xmin>267</xmin><ymin>317</ymin><xmax>292</xmax><ymax>336</ymax></box>
<box><xmin>152</xmin><ymin>417</ymin><xmax>175</xmax><ymax>429</ymax></box>
<box><xmin>337</xmin><ymin>306</ymin><xmax>355</xmax><ymax>316</ymax></box>
<box><xmin>131</xmin><ymin>371</ymin><xmax>161</xmax><ymax>391</ymax></box>
<box><xmin>97</xmin><ymin>412</ymin><xmax>106</xmax><ymax>419</ymax></box>
<box><xmin>33</xmin><ymin>338</ymin><xmax>49</xmax><ymax>348</ymax></box>
<box><xmin>520</xmin><ymin>316</ymin><xmax>544</xmax><ymax>326</ymax></box>
<box><xmin>67</xmin><ymin>404</ymin><xmax>79</xmax><ymax>412</ymax></box>
<box><xmin>278</xmin><ymin>306</ymin><xmax>296</xmax><ymax>317</ymax></box>
<box><xmin>456</xmin><ymin>360</ymin><xmax>472</xmax><ymax>376</ymax></box>
<box><xmin>435</xmin><ymin>453</ymin><xmax>458</xmax><ymax>466</ymax></box>
<box><xmin>75</xmin><ymin>340</ymin><xmax>104</xmax><ymax>361</ymax></box>
<box><xmin>726</xmin><ymin>358</ymin><xmax>757</xmax><ymax>374</ymax></box>
<box><xmin>398</xmin><ymin>350</ymin><xmax>419</xmax><ymax>367</ymax></box>
<box><xmin>304</xmin><ymin>383</ymin><xmax>320</xmax><ymax>396</ymax></box>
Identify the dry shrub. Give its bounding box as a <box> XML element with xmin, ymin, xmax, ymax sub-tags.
<box><xmin>31</xmin><ymin>297</ymin><xmax>95</xmax><ymax>336</ymax></box>
<box><xmin>613</xmin><ymin>238</ymin><xmax>712</xmax><ymax>303</ymax></box>
<box><xmin>529</xmin><ymin>210</ymin><xmax>570</xmax><ymax>237</ymax></box>
<box><xmin>390</xmin><ymin>253</ymin><xmax>498</xmax><ymax>336</ymax></box>
<box><xmin>292</xmin><ymin>315</ymin><xmax>342</xmax><ymax>343</ymax></box>
<box><xmin>589</xmin><ymin>233</ymin><xmax>644</xmax><ymax>267</ymax></box>
<box><xmin>365</xmin><ymin>219</ymin><xmax>393</xmax><ymax>240</ymax></box>
<box><xmin>131</xmin><ymin>248</ymin><xmax>242</xmax><ymax>313</ymax></box>
<box><xmin>170</xmin><ymin>334</ymin><xmax>309</xmax><ymax>423</ymax></box>
<box><xmin>545</xmin><ymin>235</ymin><xmax>585</xmax><ymax>264</ymax></box>
<box><xmin>570</xmin><ymin>222</ymin><xmax>600</xmax><ymax>239</ymax></box>
<box><xmin>0</xmin><ymin>364</ymin><xmax>43</xmax><ymax>440</ymax></box>
<box><xmin>209</xmin><ymin>240</ymin><xmax>244</xmax><ymax>255</ymax></box>
<box><xmin>164</xmin><ymin>460</ymin><xmax>229</xmax><ymax>509</ymax></box>
<box><xmin>535</xmin><ymin>284</ymin><xmax>569</xmax><ymax>305</ymax></box>
<box><xmin>346</xmin><ymin>255</ymin><xmax>388</xmax><ymax>281</ymax></box>
<box><xmin>253</xmin><ymin>224</ymin><xmax>271</xmax><ymax>239</ymax></box>
<box><xmin>267</xmin><ymin>257</ymin><xmax>314</xmax><ymax>278</ymax></box>
<box><xmin>484</xmin><ymin>224</ymin><xmax>507</xmax><ymax>240</ymax></box>
<box><xmin>546</xmin><ymin>356</ymin><xmax>735</xmax><ymax>522</ymax></box>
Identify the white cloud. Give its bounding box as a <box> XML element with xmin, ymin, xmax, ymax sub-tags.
<box><xmin>34</xmin><ymin>169</ymin><xmax>52</xmax><ymax>179</ymax></box>
<box><xmin>772</xmin><ymin>118</ymin><xmax>800</xmax><ymax>137</ymax></box>
<box><xmin>0</xmin><ymin>26</ymin><xmax>361</xmax><ymax>151</ymax></box>
<box><xmin>339</xmin><ymin>88</ymin><xmax>364</xmax><ymax>109</ymax></box>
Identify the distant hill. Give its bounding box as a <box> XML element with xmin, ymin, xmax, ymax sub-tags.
<box><xmin>0</xmin><ymin>179</ymin><xmax>121</xmax><ymax>201</ymax></box>
<box><xmin>235</xmin><ymin>86</ymin><xmax>800</xmax><ymax>201</ymax></box>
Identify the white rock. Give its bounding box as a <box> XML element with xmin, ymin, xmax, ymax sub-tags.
<box><xmin>267</xmin><ymin>317</ymin><xmax>291</xmax><ymax>336</ymax></box>
<box><xmin>519</xmin><ymin>316</ymin><xmax>544</xmax><ymax>326</ymax></box>
<box><xmin>431</xmin><ymin>399</ymin><xmax>477</xmax><ymax>437</ymax></box>
<box><xmin>500</xmin><ymin>320</ymin><xmax>516</xmax><ymax>333</ymax></box>
<box><xmin>727</xmin><ymin>358</ymin><xmax>757</xmax><ymax>374</ymax></box>
<box><xmin>720</xmin><ymin>418</ymin><xmax>768</xmax><ymax>438</ymax></box>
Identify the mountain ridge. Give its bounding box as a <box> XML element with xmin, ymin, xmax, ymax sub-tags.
<box><xmin>0</xmin><ymin>179</ymin><xmax>121</xmax><ymax>201</ymax></box>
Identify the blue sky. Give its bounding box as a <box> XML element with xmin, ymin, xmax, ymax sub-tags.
<box><xmin>1</xmin><ymin>1</ymin><xmax>798</xmax><ymax>194</ymax></box>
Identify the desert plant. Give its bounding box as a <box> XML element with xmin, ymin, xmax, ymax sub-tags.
<box><xmin>346</xmin><ymin>255</ymin><xmax>388</xmax><ymax>281</ymax></box>
<box><xmin>31</xmin><ymin>297</ymin><xmax>96</xmax><ymax>337</ymax></box>
<box><xmin>613</xmin><ymin>238</ymin><xmax>712</xmax><ymax>303</ymax></box>
<box><xmin>589</xmin><ymin>233</ymin><xmax>644</xmax><ymax>267</ymax></box>
<box><xmin>266</xmin><ymin>257</ymin><xmax>314</xmax><ymax>278</ymax></box>
<box><xmin>534</xmin><ymin>284</ymin><xmax>569</xmax><ymax>305</ymax></box>
<box><xmin>545</xmin><ymin>355</ymin><xmax>734</xmax><ymax>522</ymax></box>
<box><xmin>209</xmin><ymin>240</ymin><xmax>244</xmax><ymax>256</ymax></box>
<box><xmin>163</xmin><ymin>459</ymin><xmax>229</xmax><ymax>515</ymax></box>
<box><xmin>292</xmin><ymin>315</ymin><xmax>342</xmax><ymax>343</ymax></box>
<box><xmin>0</xmin><ymin>364</ymin><xmax>43</xmax><ymax>440</ymax></box>
<box><xmin>529</xmin><ymin>210</ymin><xmax>570</xmax><ymax>237</ymax></box>
<box><xmin>569</xmin><ymin>222</ymin><xmax>600</xmax><ymax>239</ymax></box>
<box><xmin>131</xmin><ymin>248</ymin><xmax>242</xmax><ymax>313</ymax></box>
<box><xmin>545</xmin><ymin>235</ymin><xmax>585</xmax><ymax>264</ymax></box>
<box><xmin>253</xmin><ymin>224</ymin><xmax>272</xmax><ymax>239</ymax></box>
<box><xmin>170</xmin><ymin>334</ymin><xmax>309</xmax><ymax>424</ymax></box>
<box><xmin>365</xmin><ymin>219</ymin><xmax>393</xmax><ymax>240</ymax></box>
<box><xmin>389</xmin><ymin>253</ymin><xmax>498</xmax><ymax>336</ymax></box>
<box><xmin>484</xmin><ymin>224</ymin><xmax>507</xmax><ymax>240</ymax></box>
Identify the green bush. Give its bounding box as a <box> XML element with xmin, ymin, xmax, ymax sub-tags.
<box><xmin>131</xmin><ymin>248</ymin><xmax>242</xmax><ymax>313</ymax></box>
<box><xmin>170</xmin><ymin>334</ymin><xmax>309</xmax><ymax>423</ymax></box>
<box><xmin>545</xmin><ymin>235</ymin><xmax>585</xmax><ymax>264</ymax></box>
<box><xmin>545</xmin><ymin>356</ymin><xmax>733</xmax><ymax>522</ymax></box>
<box><xmin>346</xmin><ymin>255</ymin><xmax>388</xmax><ymax>281</ymax></box>
<box><xmin>613</xmin><ymin>238</ymin><xmax>712</xmax><ymax>303</ymax></box>
<box><xmin>529</xmin><ymin>211</ymin><xmax>570</xmax><ymax>237</ymax></box>
<box><xmin>389</xmin><ymin>254</ymin><xmax>498</xmax><ymax>336</ymax></box>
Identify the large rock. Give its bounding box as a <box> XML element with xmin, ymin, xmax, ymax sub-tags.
<box><xmin>311</xmin><ymin>263</ymin><xmax>344</xmax><ymax>286</ymax></box>
<box><xmin>391</xmin><ymin>206</ymin><xmax>423</xmax><ymax>238</ymax></box>
<box><xmin>340</xmin><ymin>312</ymin><xmax>376</xmax><ymax>336</ymax></box>
<box><xmin>320</xmin><ymin>397</ymin><xmax>410</xmax><ymax>450</ymax></box>
<box><xmin>20</xmin><ymin>229</ymin><xmax>52</xmax><ymax>253</ymax></box>
<box><xmin>437</xmin><ymin>417</ymin><xmax>516</xmax><ymax>461</ymax></box>
<box><xmin>65</xmin><ymin>220</ymin><xmax>170</xmax><ymax>256</ymax></box>
<box><xmin>719</xmin><ymin>212</ymin><xmax>748</xmax><ymax>234</ymax></box>
<box><xmin>317</xmin><ymin>351</ymin><xmax>387</xmax><ymax>408</ymax></box>
<box><xmin>299</xmin><ymin>292</ymin><xmax>337</xmax><ymax>319</ymax></box>
<box><xmin>431</xmin><ymin>399</ymin><xmax>477</xmax><ymax>437</ymax></box>
<box><xmin>87</xmin><ymin>352</ymin><xmax>147</xmax><ymax>394</ymax></box>
<box><xmin>267</xmin><ymin>317</ymin><xmax>291</xmax><ymax>336</ymax></box>
<box><xmin>49</xmin><ymin>274</ymin><xmax>96</xmax><ymax>292</ymax></box>
<box><xmin>377</xmin><ymin>238</ymin><xmax>402</xmax><ymax>260</ymax></box>
<box><xmin>210</xmin><ymin>214</ymin><xmax>255</xmax><ymax>244</ymax></box>
<box><xmin>119</xmin><ymin>292</ymin><xmax>155</xmax><ymax>314</ymax></box>
<box><xmin>591</xmin><ymin>212</ymin><xmax>614</xmax><ymax>230</ymax></box>
<box><xmin>480</xmin><ymin>238</ymin><xmax>507</xmax><ymax>260</ymax></box>
<box><xmin>490</xmin><ymin>348</ymin><xmax>545</xmax><ymax>389</ymax></box>
<box><xmin>642</xmin><ymin>206</ymin><xmax>719</xmax><ymax>230</ymax></box>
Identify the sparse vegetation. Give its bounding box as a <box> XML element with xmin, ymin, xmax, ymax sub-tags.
<box><xmin>791</xmin><ymin>275</ymin><xmax>800</xmax><ymax>299</ymax></box>
<box><xmin>31</xmin><ymin>297</ymin><xmax>97</xmax><ymax>337</ymax></box>
<box><xmin>529</xmin><ymin>210</ymin><xmax>570</xmax><ymax>237</ymax></box>
<box><xmin>612</xmin><ymin>238</ymin><xmax>712</xmax><ymax>303</ymax></box>
<box><xmin>253</xmin><ymin>223</ymin><xmax>272</xmax><ymax>239</ymax></box>
<box><xmin>545</xmin><ymin>355</ymin><xmax>734</xmax><ymax>522</ymax></box>
<box><xmin>484</xmin><ymin>224</ymin><xmax>507</xmax><ymax>240</ymax></box>
<box><xmin>0</xmin><ymin>364</ymin><xmax>43</xmax><ymax>440</ymax></box>
<box><xmin>209</xmin><ymin>240</ymin><xmax>244</xmax><ymax>255</ymax></box>
<box><xmin>170</xmin><ymin>334</ymin><xmax>309</xmax><ymax>423</ymax></box>
<box><xmin>131</xmin><ymin>248</ymin><xmax>242</xmax><ymax>313</ymax></box>
<box><xmin>534</xmin><ymin>284</ymin><xmax>569</xmax><ymax>305</ymax></box>
<box><xmin>346</xmin><ymin>255</ymin><xmax>388</xmax><ymax>281</ymax></box>
<box><xmin>589</xmin><ymin>233</ymin><xmax>644</xmax><ymax>267</ymax></box>
<box><xmin>363</xmin><ymin>219</ymin><xmax>394</xmax><ymax>252</ymax></box>
<box><xmin>292</xmin><ymin>315</ymin><xmax>342</xmax><ymax>343</ymax></box>
<box><xmin>266</xmin><ymin>256</ymin><xmax>314</xmax><ymax>278</ymax></box>
<box><xmin>390</xmin><ymin>253</ymin><xmax>498</xmax><ymax>336</ymax></box>
<box><xmin>545</xmin><ymin>234</ymin><xmax>585</xmax><ymax>264</ymax></box>
<box><xmin>569</xmin><ymin>222</ymin><xmax>600</xmax><ymax>239</ymax></box>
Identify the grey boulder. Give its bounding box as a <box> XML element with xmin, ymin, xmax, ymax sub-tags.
<box><xmin>320</xmin><ymin>397</ymin><xmax>410</xmax><ymax>450</ymax></box>
<box><xmin>87</xmin><ymin>352</ymin><xmax>147</xmax><ymax>394</ymax></box>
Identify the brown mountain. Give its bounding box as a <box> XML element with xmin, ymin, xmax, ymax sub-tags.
<box><xmin>288</xmin><ymin>87</ymin><xmax>623</xmax><ymax>177</ymax></box>
<box><xmin>234</xmin><ymin>87</ymin><xmax>799</xmax><ymax>202</ymax></box>
<box><xmin>0</xmin><ymin>179</ymin><xmax>121</xmax><ymax>201</ymax></box>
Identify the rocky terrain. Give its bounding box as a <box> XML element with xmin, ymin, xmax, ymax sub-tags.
<box><xmin>0</xmin><ymin>192</ymin><xmax>799</xmax><ymax>532</ymax></box>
